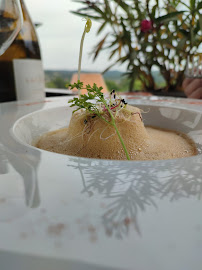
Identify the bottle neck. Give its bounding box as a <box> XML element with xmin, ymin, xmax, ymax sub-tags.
<box><xmin>17</xmin><ymin>0</ymin><xmax>38</xmax><ymax>42</ymax></box>
<box><xmin>20</xmin><ymin>0</ymin><xmax>32</xmax><ymax>26</ymax></box>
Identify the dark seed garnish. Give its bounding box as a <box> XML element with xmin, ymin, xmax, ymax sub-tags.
<box><xmin>110</xmin><ymin>89</ymin><xmax>116</xmax><ymax>95</ymax></box>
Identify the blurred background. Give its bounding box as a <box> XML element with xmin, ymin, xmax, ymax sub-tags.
<box><xmin>25</xmin><ymin>0</ymin><xmax>124</xmax><ymax>91</ymax></box>
<box><xmin>25</xmin><ymin>0</ymin><xmax>202</xmax><ymax>94</ymax></box>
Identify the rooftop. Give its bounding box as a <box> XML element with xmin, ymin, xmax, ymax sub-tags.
<box><xmin>70</xmin><ymin>73</ymin><xmax>108</xmax><ymax>95</ymax></box>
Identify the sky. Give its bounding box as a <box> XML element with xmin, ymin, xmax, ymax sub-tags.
<box><xmin>25</xmin><ymin>0</ymin><xmax>118</xmax><ymax>72</ymax></box>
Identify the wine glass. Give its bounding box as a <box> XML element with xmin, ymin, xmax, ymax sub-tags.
<box><xmin>184</xmin><ymin>54</ymin><xmax>202</xmax><ymax>78</ymax></box>
<box><xmin>0</xmin><ymin>0</ymin><xmax>23</xmax><ymax>56</ymax></box>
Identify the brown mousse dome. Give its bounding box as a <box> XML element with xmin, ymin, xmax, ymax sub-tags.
<box><xmin>36</xmin><ymin>105</ymin><xmax>149</xmax><ymax>160</ymax></box>
<box><xmin>35</xmin><ymin>104</ymin><xmax>197</xmax><ymax>160</ymax></box>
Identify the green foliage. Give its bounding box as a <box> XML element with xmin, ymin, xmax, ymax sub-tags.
<box><xmin>106</xmin><ymin>77</ymin><xmax>143</xmax><ymax>92</ymax></box>
<box><xmin>46</xmin><ymin>76</ymin><xmax>69</xmax><ymax>89</ymax></box>
<box><xmin>72</xmin><ymin>0</ymin><xmax>202</xmax><ymax>92</ymax></box>
<box><xmin>68</xmin><ymin>81</ymin><xmax>104</xmax><ymax>114</ymax></box>
<box><xmin>105</xmin><ymin>80</ymin><xmax>120</xmax><ymax>92</ymax></box>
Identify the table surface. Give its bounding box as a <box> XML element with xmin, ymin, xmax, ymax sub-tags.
<box><xmin>1</xmin><ymin>95</ymin><xmax>202</xmax><ymax>270</ymax></box>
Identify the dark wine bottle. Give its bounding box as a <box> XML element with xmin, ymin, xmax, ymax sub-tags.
<box><xmin>0</xmin><ymin>0</ymin><xmax>45</xmax><ymax>102</ymax></box>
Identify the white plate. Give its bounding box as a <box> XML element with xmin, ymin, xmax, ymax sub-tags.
<box><xmin>1</xmin><ymin>97</ymin><xmax>202</xmax><ymax>270</ymax></box>
<box><xmin>13</xmin><ymin>103</ymin><xmax>202</xmax><ymax>155</ymax></box>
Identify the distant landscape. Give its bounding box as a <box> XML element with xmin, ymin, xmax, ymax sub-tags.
<box><xmin>45</xmin><ymin>70</ymin><xmax>166</xmax><ymax>92</ymax></box>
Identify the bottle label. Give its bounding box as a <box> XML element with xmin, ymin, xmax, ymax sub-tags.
<box><xmin>13</xmin><ymin>59</ymin><xmax>45</xmax><ymax>101</ymax></box>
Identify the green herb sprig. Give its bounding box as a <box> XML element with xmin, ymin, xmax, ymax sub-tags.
<box><xmin>77</xmin><ymin>17</ymin><xmax>92</xmax><ymax>96</ymax></box>
<box><xmin>69</xmin><ymin>83</ymin><xmax>130</xmax><ymax>160</ymax></box>
<box><xmin>68</xmin><ymin>17</ymin><xmax>130</xmax><ymax>160</ymax></box>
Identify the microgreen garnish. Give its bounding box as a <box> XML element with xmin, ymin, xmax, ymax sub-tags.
<box><xmin>78</xmin><ymin>17</ymin><xmax>92</xmax><ymax>96</ymax></box>
<box><xmin>68</xmin><ymin>83</ymin><xmax>130</xmax><ymax>160</ymax></box>
<box><xmin>68</xmin><ymin>17</ymin><xmax>130</xmax><ymax>160</ymax></box>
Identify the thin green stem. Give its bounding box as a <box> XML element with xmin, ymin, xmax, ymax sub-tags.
<box><xmin>113</xmin><ymin>123</ymin><xmax>130</xmax><ymax>160</ymax></box>
<box><xmin>102</xmin><ymin>98</ymin><xmax>130</xmax><ymax>160</ymax></box>
<box><xmin>99</xmin><ymin>114</ymin><xmax>112</xmax><ymax>125</ymax></box>
<box><xmin>77</xmin><ymin>18</ymin><xmax>92</xmax><ymax>96</ymax></box>
<box><xmin>78</xmin><ymin>30</ymin><xmax>86</xmax><ymax>96</ymax></box>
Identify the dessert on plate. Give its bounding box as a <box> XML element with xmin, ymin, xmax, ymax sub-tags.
<box><xmin>35</xmin><ymin>88</ymin><xmax>197</xmax><ymax>160</ymax></box>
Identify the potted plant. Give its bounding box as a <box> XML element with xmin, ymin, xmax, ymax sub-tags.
<box><xmin>72</xmin><ymin>0</ymin><xmax>202</xmax><ymax>96</ymax></box>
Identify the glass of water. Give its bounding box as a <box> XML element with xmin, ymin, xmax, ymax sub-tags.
<box><xmin>0</xmin><ymin>0</ymin><xmax>23</xmax><ymax>56</ymax></box>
